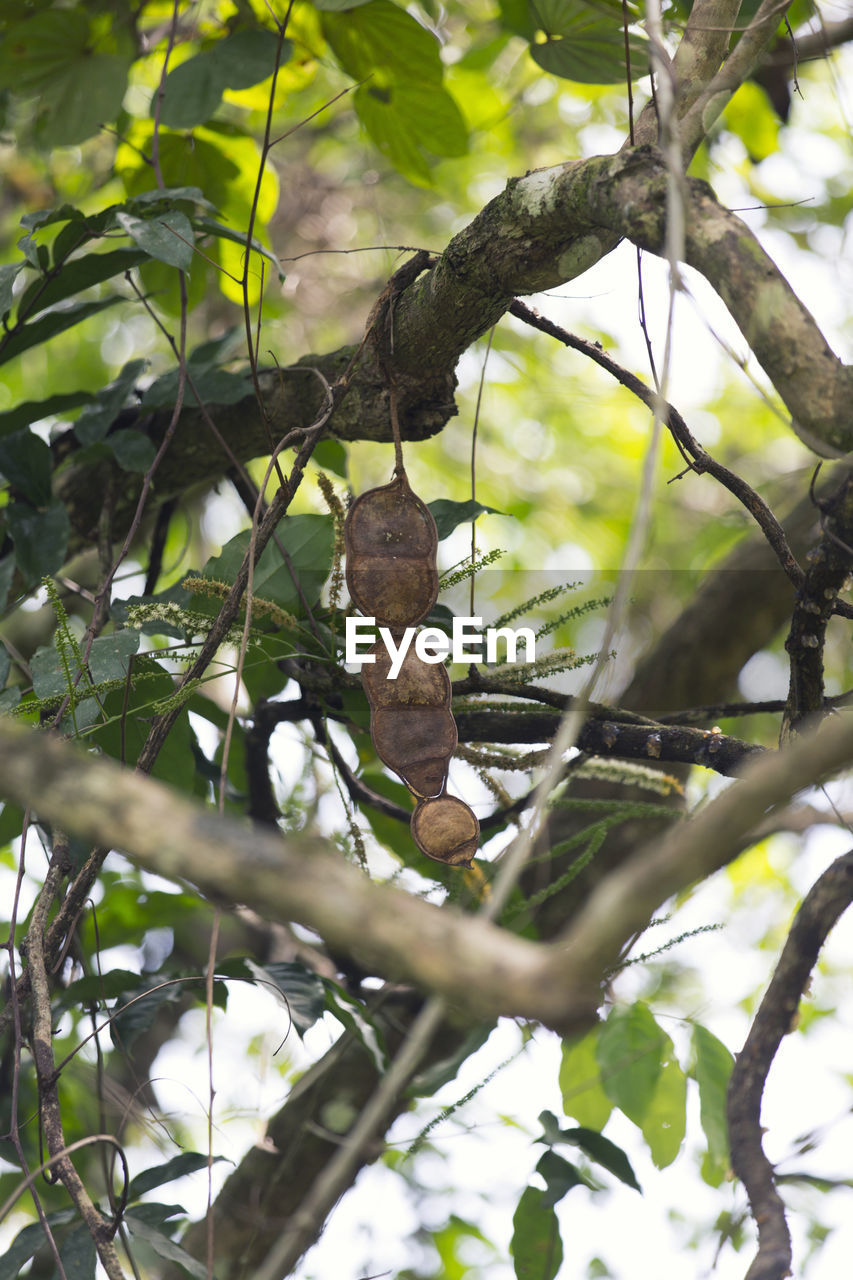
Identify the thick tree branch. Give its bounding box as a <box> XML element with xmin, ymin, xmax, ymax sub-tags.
<box><xmin>727</xmin><ymin>850</ymin><xmax>853</xmax><ymax>1280</ymax></box>
<box><xmin>3</xmin><ymin>709</ymin><xmax>853</xmax><ymax>1036</ymax></box>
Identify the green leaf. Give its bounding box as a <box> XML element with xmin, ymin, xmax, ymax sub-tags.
<box><xmin>110</xmin><ymin>975</ymin><xmax>187</xmax><ymax>1051</ymax></box>
<box><xmin>559</xmin><ymin>1026</ymin><xmax>612</xmax><ymax>1129</ymax></box>
<box><xmin>194</xmin><ymin>215</ymin><xmax>285</xmax><ymax>281</ymax></box>
<box><xmin>16</xmin><ymin>247</ymin><xmax>148</xmax><ymax>320</ymax></box>
<box><xmin>107</xmin><ymin>429</ymin><xmax>157</xmax><ymax>473</ymax></box>
<box><xmin>0</xmin><ymin>262</ymin><xmax>23</xmax><ymax>319</ymax></box>
<box><xmin>123</xmin><ymin>1216</ymin><xmax>210</xmax><ymax>1280</ymax></box>
<box><xmin>200</xmin><ymin>514</ymin><xmax>334</xmax><ymax>615</ymax></box>
<box><xmin>323</xmin><ymin>1</ymin><xmax>444</xmax><ymax>83</ymax></box>
<box><xmin>354</xmin><ymin>81</ymin><xmax>469</xmax><ymax>184</ymax></box>
<box><xmin>243</xmin><ymin>959</ymin><xmax>327</xmax><ymax>1038</ymax></box>
<box><xmin>511</xmin><ymin>1184</ymin><xmax>563</xmax><ymax>1280</ymax></box>
<box><xmin>74</xmin><ymin>359</ymin><xmax>148</xmax><ymax>445</ymax></box>
<box><xmin>0</xmin><ymin>430</ymin><xmax>52</xmax><ymax>505</ymax></box>
<box><xmin>0</xmin><ymin>555</ymin><xmax>14</xmax><ymax>613</ymax></box>
<box><xmin>128</xmin><ymin>1151</ymin><xmax>226</xmax><ymax>1200</ymax></box>
<box><xmin>723</xmin><ymin>80</ymin><xmax>779</xmax><ymax>161</ymax></box>
<box><xmin>314</xmin><ymin>0</ymin><xmax>377</xmax><ymax>9</ymax></box>
<box><xmin>0</xmin><ymin>1212</ymin><xmax>77</xmax><ymax>1280</ymax></box>
<box><xmin>116</xmin><ymin>210</ymin><xmax>195</xmax><ymax>272</ymax></box>
<box><xmin>6</xmin><ymin>500</ymin><xmax>70</xmax><ymax>584</ymax></box>
<box><xmin>559</xmin><ymin>1126</ymin><xmax>641</xmax><ymax>1191</ymax></box>
<box><xmin>692</xmin><ymin>1023</ymin><xmax>734</xmax><ymax>1182</ymax></box>
<box><xmin>159</xmin><ymin>55</ymin><xmax>223</xmax><ymax>129</ymax></box>
<box><xmin>0</xmin><ymin>296</ymin><xmax>123</xmax><ymax>368</ymax></box>
<box><xmin>90</xmin><ymin>665</ymin><xmax>196</xmax><ymax>784</ymax></box>
<box><xmin>0</xmin><ymin>391</ymin><xmax>96</xmax><ymax>438</ymax></box>
<box><xmin>529</xmin><ymin>1</ymin><xmax>648</xmax><ymax>84</ymax></box>
<box><xmin>596</xmin><ymin>1002</ymin><xmax>664</xmax><ymax>1125</ymax></box>
<box><xmin>428</xmin><ymin>498</ymin><xmax>504</xmax><ymax>540</ymax></box>
<box><xmin>535</xmin><ymin>1149</ymin><xmax>585</xmax><ymax>1207</ymax></box>
<box><xmin>312</xmin><ymin>438</ymin><xmax>348</xmax><ymax>478</ymax></box>
<box><xmin>58</xmin><ymin>1222</ymin><xmax>97</xmax><ymax>1279</ymax></box>
<box><xmin>141</xmin><ymin>361</ymin><xmax>252</xmax><ymax>410</ymax></box>
<box><xmin>323</xmin><ymin>978</ymin><xmax>389</xmax><ymax>1071</ymax></box>
<box><xmin>640</xmin><ymin>1049</ymin><xmax>687</xmax><ymax>1169</ymax></box>
<box><xmin>159</xmin><ymin>30</ymin><xmax>287</xmax><ymax>128</ymax></box>
<box><xmin>0</xmin><ymin>11</ymin><xmax>131</xmax><ymax>145</ymax></box>
<box><xmin>213</xmin><ymin>28</ymin><xmax>288</xmax><ymax>91</ymax></box>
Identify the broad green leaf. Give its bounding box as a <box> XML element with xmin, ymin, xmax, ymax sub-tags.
<box><xmin>88</xmin><ymin>661</ymin><xmax>196</xmax><ymax>785</ymax></box>
<box><xmin>0</xmin><ymin>296</ymin><xmax>123</xmax><ymax>368</ymax></box>
<box><xmin>323</xmin><ymin>1</ymin><xmax>444</xmax><ymax>83</ymax></box>
<box><xmin>723</xmin><ymin>81</ymin><xmax>779</xmax><ymax>161</ymax></box>
<box><xmin>128</xmin><ymin>1151</ymin><xmax>226</xmax><ymax>1200</ymax></box>
<box><xmin>107</xmin><ymin>429</ymin><xmax>157</xmax><ymax>473</ymax></box>
<box><xmin>596</xmin><ymin>1002</ymin><xmax>664</xmax><ymax>1125</ymax></box>
<box><xmin>110</xmin><ymin>975</ymin><xmax>188</xmax><ymax>1051</ymax></box>
<box><xmin>510</xmin><ymin>1184</ymin><xmax>563</xmax><ymax>1280</ymax></box>
<box><xmin>243</xmin><ymin>959</ymin><xmax>327</xmax><ymax>1038</ymax></box>
<box><xmin>323</xmin><ymin>977</ymin><xmax>389</xmax><ymax>1071</ymax></box>
<box><xmin>428</xmin><ymin>498</ymin><xmax>504</xmax><ymax>540</ymax></box>
<box><xmin>58</xmin><ymin>1222</ymin><xmax>97</xmax><ymax>1279</ymax></box>
<box><xmin>214</xmin><ymin>28</ymin><xmax>287</xmax><ymax>91</ymax></box>
<box><xmin>0</xmin><ymin>799</ymin><xmax>25</xmax><ymax>847</ymax></box>
<box><xmin>194</xmin><ymin>215</ymin><xmax>285</xmax><ymax>281</ymax></box>
<box><xmin>87</xmin><ymin>629</ymin><xmax>141</xmax><ymax>684</ymax></box>
<box><xmin>6</xmin><ymin>500</ymin><xmax>69</xmax><ymax>584</ymax></box>
<box><xmin>74</xmin><ymin>359</ymin><xmax>148</xmax><ymax>445</ymax></box>
<box><xmin>116</xmin><ymin>210</ymin><xmax>195</xmax><ymax>272</ymax></box>
<box><xmin>314</xmin><ymin>0</ymin><xmax>376</xmax><ymax>9</ymax></box>
<box><xmin>354</xmin><ymin>80</ymin><xmax>469</xmax><ymax>184</ymax></box>
<box><xmin>159</xmin><ymin>30</ymin><xmax>287</xmax><ymax>128</ymax></box>
<box><xmin>312</xmin><ymin>438</ymin><xmax>348</xmax><ymax>478</ymax></box>
<box><xmin>535</xmin><ymin>1149</ymin><xmax>585</xmax><ymax>1207</ymax></box>
<box><xmin>559</xmin><ymin>1026</ymin><xmax>612</xmax><ymax>1129</ymax></box>
<box><xmin>0</xmin><ymin>13</ymin><xmax>131</xmax><ymax>144</ymax></box>
<box><xmin>0</xmin><ymin>262</ymin><xmax>23</xmax><ymax>318</ymax></box>
<box><xmin>0</xmin><ymin>391</ymin><xmax>95</xmax><ymax>438</ymax></box>
<box><xmin>0</xmin><ymin>430</ymin><xmax>52</xmax><ymax>505</ymax></box>
<box><xmin>0</xmin><ymin>555</ymin><xmax>13</xmax><ymax>613</ymax></box>
<box><xmin>640</xmin><ymin>1048</ymin><xmax>687</xmax><ymax>1169</ymax></box>
<box><xmin>560</xmin><ymin>1126</ymin><xmax>641</xmax><ymax>1191</ymax></box>
<box><xmin>408</xmin><ymin>1023</ymin><xmax>493</xmax><ymax>1096</ymax></box>
<box><xmin>55</xmin><ymin>968</ymin><xmax>142</xmax><ymax>1008</ymax></box>
<box><xmin>123</xmin><ymin>1216</ymin><xmax>209</xmax><ymax>1280</ymax></box>
<box><xmin>200</xmin><ymin>514</ymin><xmax>334</xmax><ymax>615</ymax></box>
<box><xmin>141</xmin><ymin>362</ymin><xmax>252</xmax><ymax>410</ymax></box>
<box><xmin>529</xmin><ymin>1</ymin><xmax>649</xmax><ymax>84</ymax></box>
<box><xmin>0</xmin><ymin>1212</ymin><xmax>77</xmax><ymax>1280</ymax></box>
<box><xmin>16</xmin><ymin>248</ymin><xmax>148</xmax><ymax>321</ymax></box>
<box><xmin>355</xmin><ymin>83</ymin><xmax>432</xmax><ymax>185</ymax></box>
<box><xmin>692</xmin><ymin>1023</ymin><xmax>734</xmax><ymax>1183</ymax></box>
<box><xmin>159</xmin><ymin>55</ymin><xmax>222</xmax><ymax>129</ymax></box>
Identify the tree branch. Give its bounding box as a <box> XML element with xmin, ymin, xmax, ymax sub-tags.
<box><xmin>3</xmin><ymin>709</ymin><xmax>853</xmax><ymax>1036</ymax></box>
<box><xmin>727</xmin><ymin>850</ymin><xmax>853</xmax><ymax>1280</ymax></box>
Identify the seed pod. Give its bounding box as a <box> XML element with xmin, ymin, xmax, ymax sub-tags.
<box><xmin>411</xmin><ymin>795</ymin><xmax>480</xmax><ymax>868</ymax></box>
<box><xmin>362</xmin><ymin>641</ymin><xmax>456</xmax><ymax>798</ymax></box>
<box><xmin>344</xmin><ymin>472</ymin><xmax>438</xmax><ymax>628</ymax></box>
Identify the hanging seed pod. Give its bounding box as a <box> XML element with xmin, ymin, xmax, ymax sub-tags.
<box><xmin>344</xmin><ymin>472</ymin><xmax>438</xmax><ymax>628</ymax></box>
<box><xmin>411</xmin><ymin>795</ymin><xmax>480</xmax><ymax>868</ymax></box>
<box><xmin>362</xmin><ymin>641</ymin><xmax>457</xmax><ymax>798</ymax></box>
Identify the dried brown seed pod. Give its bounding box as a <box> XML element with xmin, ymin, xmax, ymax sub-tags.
<box><xmin>344</xmin><ymin>472</ymin><xmax>439</xmax><ymax>628</ymax></box>
<box><xmin>362</xmin><ymin>642</ymin><xmax>456</xmax><ymax>798</ymax></box>
<box><xmin>411</xmin><ymin>795</ymin><xmax>480</xmax><ymax>868</ymax></box>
